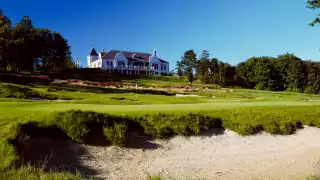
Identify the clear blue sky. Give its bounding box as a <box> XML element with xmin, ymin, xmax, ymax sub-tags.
<box><xmin>2</xmin><ymin>0</ymin><xmax>320</xmax><ymax>70</ymax></box>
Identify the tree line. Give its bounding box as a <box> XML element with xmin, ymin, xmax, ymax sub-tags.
<box><xmin>176</xmin><ymin>1</ymin><xmax>320</xmax><ymax>94</ymax></box>
<box><xmin>0</xmin><ymin>10</ymin><xmax>75</xmax><ymax>73</ymax></box>
<box><xmin>177</xmin><ymin>50</ymin><xmax>320</xmax><ymax>94</ymax></box>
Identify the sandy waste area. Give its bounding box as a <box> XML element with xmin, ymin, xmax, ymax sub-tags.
<box><xmin>78</xmin><ymin>127</ymin><xmax>320</xmax><ymax>180</ymax></box>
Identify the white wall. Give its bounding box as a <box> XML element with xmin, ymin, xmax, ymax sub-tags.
<box><xmin>149</xmin><ymin>55</ymin><xmax>161</xmax><ymax>74</ymax></box>
<box><xmin>114</xmin><ymin>52</ymin><xmax>128</xmax><ymax>67</ymax></box>
<box><xmin>102</xmin><ymin>59</ymin><xmax>114</xmax><ymax>68</ymax></box>
<box><xmin>87</xmin><ymin>51</ymin><xmax>169</xmax><ymax>73</ymax></box>
<box><xmin>87</xmin><ymin>55</ymin><xmax>98</xmax><ymax>67</ymax></box>
<box><xmin>161</xmin><ymin>62</ymin><xmax>169</xmax><ymax>73</ymax></box>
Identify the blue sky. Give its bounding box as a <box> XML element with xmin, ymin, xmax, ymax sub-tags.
<box><xmin>2</xmin><ymin>0</ymin><xmax>320</xmax><ymax>70</ymax></box>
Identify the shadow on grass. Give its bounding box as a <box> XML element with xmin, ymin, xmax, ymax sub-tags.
<box><xmin>199</xmin><ymin>128</ymin><xmax>226</xmax><ymax>137</ymax></box>
<box><xmin>125</xmin><ymin>135</ymin><xmax>160</xmax><ymax>149</ymax></box>
<box><xmin>6</xmin><ymin>111</ymin><xmax>227</xmax><ymax>177</ymax></box>
<box><xmin>7</xmin><ymin>123</ymin><xmax>101</xmax><ymax>178</ymax></box>
<box><xmin>6</xmin><ymin>121</ymin><xmax>162</xmax><ymax>178</ymax></box>
<box><xmin>0</xmin><ymin>73</ymin><xmax>52</xmax><ymax>86</ymax></box>
<box><xmin>48</xmin><ymin>83</ymin><xmax>173</xmax><ymax>96</ymax></box>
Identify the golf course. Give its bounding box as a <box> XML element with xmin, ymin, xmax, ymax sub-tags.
<box><xmin>0</xmin><ymin>75</ymin><xmax>320</xmax><ymax>180</ymax></box>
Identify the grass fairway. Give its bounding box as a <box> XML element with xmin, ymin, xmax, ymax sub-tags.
<box><xmin>1</xmin><ymin>80</ymin><xmax>320</xmax><ymax>131</ymax></box>
<box><xmin>1</xmin><ymin>79</ymin><xmax>320</xmax><ymax>179</ymax></box>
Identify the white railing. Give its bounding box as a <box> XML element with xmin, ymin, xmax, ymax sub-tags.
<box><xmin>103</xmin><ymin>66</ymin><xmax>149</xmax><ymax>70</ymax></box>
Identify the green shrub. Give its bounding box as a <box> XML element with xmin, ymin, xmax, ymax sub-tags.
<box><xmin>140</xmin><ymin>113</ymin><xmax>174</xmax><ymax>138</ymax></box>
<box><xmin>15</xmin><ymin>92</ymin><xmax>28</xmax><ymax>99</ymax></box>
<box><xmin>237</xmin><ymin>124</ymin><xmax>263</xmax><ymax>136</ymax></box>
<box><xmin>264</xmin><ymin>121</ymin><xmax>281</xmax><ymax>134</ymax></box>
<box><xmin>140</xmin><ymin>113</ymin><xmax>223</xmax><ymax>137</ymax></box>
<box><xmin>50</xmin><ymin>110</ymin><xmax>224</xmax><ymax>143</ymax></box>
<box><xmin>255</xmin><ymin>82</ymin><xmax>266</xmax><ymax>90</ymax></box>
<box><xmin>308</xmin><ymin>121</ymin><xmax>316</xmax><ymax>127</ymax></box>
<box><xmin>103</xmin><ymin>122</ymin><xmax>127</xmax><ymax>146</ymax></box>
<box><xmin>51</xmin><ymin>110</ymin><xmax>108</xmax><ymax>142</ymax></box>
<box><xmin>281</xmin><ymin>122</ymin><xmax>296</xmax><ymax>135</ymax></box>
<box><xmin>0</xmin><ymin>140</ymin><xmax>18</xmax><ymax>172</ymax></box>
<box><xmin>170</xmin><ymin>114</ymin><xmax>199</xmax><ymax>136</ymax></box>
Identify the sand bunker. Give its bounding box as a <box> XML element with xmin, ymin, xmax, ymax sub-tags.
<box><xmin>79</xmin><ymin>127</ymin><xmax>320</xmax><ymax>180</ymax></box>
<box><xmin>174</xmin><ymin>94</ymin><xmax>200</xmax><ymax>97</ymax></box>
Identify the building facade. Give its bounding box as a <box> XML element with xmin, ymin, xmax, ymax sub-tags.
<box><xmin>87</xmin><ymin>48</ymin><xmax>169</xmax><ymax>75</ymax></box>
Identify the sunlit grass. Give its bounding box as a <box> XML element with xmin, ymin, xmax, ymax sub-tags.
<box><xmin>1</xmin><ymin>78</ymin><xmax>320</xmax><ymax>179</ymax></box>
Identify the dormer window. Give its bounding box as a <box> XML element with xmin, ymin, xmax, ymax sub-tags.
<box><xmin>132</xmin><ymin>54</ymin><xmax>138</xmax><ymax>59</ymax></box>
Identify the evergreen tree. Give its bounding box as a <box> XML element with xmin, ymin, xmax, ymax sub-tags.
<box><xmin>11</xmin><ymin>16</ymin><xmax>37</xmax><ymax>72</ymax></box>
<box><xmin>307</xmin><ymin>0</ymin><xmax>320</xmax><ymax>26</ymax></box>
<box><xmin>0</xmin><ymin>10</ymin><xmax>12</xmax><ymax>70</ymax></box>
<box><xmin>196</xmin><ymin>58</ymin><xmax>211</xmax><ymax>84</ymax></box>
<box><xmin>180</xmin><ymin>50</ymin><xmax>197</xmax><ymax>84</ymax></box>
<box><xmin>200</xmin><ymin>50</ymin><xmax>210</xmax><ymax>59</ymax></box>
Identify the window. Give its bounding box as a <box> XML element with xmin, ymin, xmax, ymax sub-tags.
<box><xmin>152</xmin><ymin>64</ymin><xmax>158</xmax><ymax>69</ymax></box>
<box><xmin>164</xmin><ymin>64</ymin><xmax>166</xmax><ymax>70</ymax></box>
<box><xmin>117</xmin><ymin>61</ymin><xmax>125</xmax><ymax>67</ymax></box>
<box><xmin>107</xmin><ymin>61</ymin><xmax>110</xmax><ymax>66</ymax></box>
<box><xmin>110</xmin><ymin>61</ymin><xmax>113</xmax><ymax>67</ymax></box>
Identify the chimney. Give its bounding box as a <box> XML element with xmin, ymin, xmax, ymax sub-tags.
<box><xmin>153</xmin><ymin>49</ymin><xmax>156</xmax><ymax>56</ymax></box>
<box><xmin>102</xmin><ymin>48</ymin><xmax>105</xmax><ymax>52</ymax></box>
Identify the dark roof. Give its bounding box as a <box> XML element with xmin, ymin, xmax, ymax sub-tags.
<box><xmin>101</xmin><ymin>50</ymin><xmax>168</xmax><ymax>63</ymax></box>
<box><xmin>100</xmin><ymin>52</ymin><xmax>107</xmax><ymax>57</ymax></box>
<box><xmin>159</xmin><ymin>59</ymin><xmax>167</xmax><ymax>63</ymax></box>
<box><xmin>89</xmin><ymin>48</ymin><xmax>98</xmax><ymax>56</ymax></box>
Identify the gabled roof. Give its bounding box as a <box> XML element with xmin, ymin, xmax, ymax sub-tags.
<box><xmin>101</xmin><ymin>50</ymin><xmax>168</xmax><ymax>63</ymax></box>
<box><xmin>89</xmin><ymin>48</ymin><xmax>98</xmax><ymax>56</ymax></box>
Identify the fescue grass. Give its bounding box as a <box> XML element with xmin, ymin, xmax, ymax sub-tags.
<box><xmin>0</xmin><ymin>165</ymin><xmax>83</xmax><ymax>180</ymax></box>
<box><xmin>146</xmin><ymin>175</ymin><xmax>161</xmax><ymax>180</ymax></box>
<box><xmin>103</xmin><ymin>122</ymin><xmax>127</xmax><ymax>146</ymax></box>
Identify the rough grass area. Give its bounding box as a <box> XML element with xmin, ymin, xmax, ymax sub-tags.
<box><xmin>121</xmin><ymin>75</ymin><xmax>191</xmax><ymax>88</ymax></box>
<box><xmin>146</xmin><ymin>175</ymin><xmax>162</xmax><ymax>180</ymax></box>
<box><xmin>1</xmin><ymin>111</ymin><xmax>223</xmax><ymax>179</ymax></box>
<box><xmin>0</xmin><ymin>165</ymin><xmax>82</xmax><ymax>180</ymax></box>
<box><xmin>14</xmin><ymin>110</ymin><xmax>223</xmax><ymax>145</ymax></box>
<box><xmin>2</xmin><ymin>107</ymin><xmax>320</xmax><ymax>177</ymax></box>
<box><xmin>0</xmin><ymin>83</ymin><xmax>74</xmax><ymax>100</ymax></box>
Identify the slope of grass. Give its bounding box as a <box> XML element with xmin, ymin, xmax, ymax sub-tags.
<box><xmin>121</xmin><ymin>75</ymin><xmax>191</xmax><ymax>88</ymax></box>
<box><xmin>0</xmin><ymin>83</ymin><xmax>74</xmax><ymax>100</ymax></box>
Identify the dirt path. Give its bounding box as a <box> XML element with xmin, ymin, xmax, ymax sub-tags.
<box><xmin>79</xmin><ymin>127</ymin><xmax>320</xmax><ymax>180</ymax></box>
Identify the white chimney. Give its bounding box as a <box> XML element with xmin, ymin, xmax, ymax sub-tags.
<box><xmin>153</xmin><ymin>49</ymin><xmax>156</xmax><ymax>56</ymax></box>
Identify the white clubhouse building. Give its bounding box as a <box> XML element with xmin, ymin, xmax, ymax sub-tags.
<box><xmin>87</xmin><ymin>48</ymin><xmax>169</xmax><ymax>75</ymax></box>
